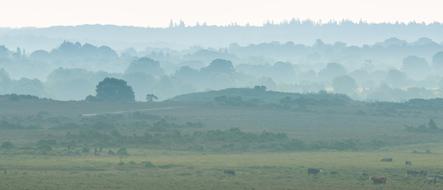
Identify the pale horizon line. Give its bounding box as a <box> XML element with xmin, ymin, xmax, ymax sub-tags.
<box><xmin>2</xmin><ymin>18</ymin><xmax>443</xmax><ymax>29</ymax></box>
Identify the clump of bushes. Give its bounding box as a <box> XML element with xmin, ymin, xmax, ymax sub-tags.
<box><xmin>1</xmin><ymin>141</ymin><xmax>14</xmax><ymax>150</ymax></box>
<box><xmin>143</xmin><ymin>161</ymin><xmax>155</xmax><ymax>168</ymax></box>
<box><xmin>405</xmin><ymin>119</ymin><xmax>442</xmax><ymax>133</ymax></box>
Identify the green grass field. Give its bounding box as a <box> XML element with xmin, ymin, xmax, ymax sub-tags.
<box><xmin>1</xmin><ymin>148</ymin><xmax>443</xmax><ymax>190</ymax></box>
<box><xmin>2</xmin><ymin>95</ymin><xmax>443</xmax><ymax>189</ymax></box>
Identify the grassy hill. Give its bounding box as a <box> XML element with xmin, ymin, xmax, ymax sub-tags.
<box><xmin>169</xmin><ymin>87</ymin><xmax>352</xmax><ymax>106</ymax></box>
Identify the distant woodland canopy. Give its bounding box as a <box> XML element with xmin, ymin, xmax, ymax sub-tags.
<box><xmin>2</xmin><ymin>23</ymin><xmax>443</xmax><ymax>102</ymax></box>
<box><xmin>3</xmin><ymin>21</ymin><xmax>443</xmax><ymax>50</ymax></box>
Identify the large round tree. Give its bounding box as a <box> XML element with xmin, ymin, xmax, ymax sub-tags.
<box><xmin>89</xmin><ymin>77</ymin><xmax>135</xmax><ymax>102</ymax></box>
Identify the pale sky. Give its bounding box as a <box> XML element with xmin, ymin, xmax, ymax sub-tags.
<box><xmin>1</xmin><ymin>0</ymin><xmax>442</xmax><ymax>27</ymax></box>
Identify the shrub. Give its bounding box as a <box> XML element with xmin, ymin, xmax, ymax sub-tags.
<box><xmin>143</xmin><ymin>161</ymin><xmax>155</xmax><ymax>168</ymax></box>
<box><xmin>1</xmin><ymin>141</ymin><xmax>14</xmax><ymax>150</ymax></box>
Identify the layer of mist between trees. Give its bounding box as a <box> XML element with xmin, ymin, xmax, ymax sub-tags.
<box><xmin>3</xmin><ymin>38</ymin><xmax>443</xmax><ymax>102</ymax></box>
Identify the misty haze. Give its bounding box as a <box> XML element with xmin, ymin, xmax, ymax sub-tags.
<box><xmin>1</xmin><ymin>1</ymin><xmax>443</xmax><ymax>190</ymax></box>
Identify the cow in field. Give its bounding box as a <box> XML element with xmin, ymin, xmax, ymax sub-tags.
<box><xmin>223</xmin><ymin>170</ymin><xmax>236</xmax><ymax>176</ymax></box>
<box><xmin>307</xmin><ymin>168</ymin><xmax>321</xmax><ymax>175</ymax></box>
<box><xmin>405</xmin><ymin>161</ymin><xmax>412</xmax><ymax>166</ymax></box>
<box><xmin>370</xmin><ymin>176</ymin><xmax>387</xmax><ymax>184</ymax></box>
<box><xmin>380</xmin><ymin>158</ymin><xmax>393</xmax><ymax>162</ymax></box>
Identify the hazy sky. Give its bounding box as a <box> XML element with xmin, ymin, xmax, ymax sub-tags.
<box><xmin>1</xmin><ymin>0</ymin><xmax>442</xmax><ymax>27</ymax></box>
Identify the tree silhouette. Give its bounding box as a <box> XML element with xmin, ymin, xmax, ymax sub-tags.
<box><xmin>332</xmin><ymin>75</ymin><xmax>357</xmax><ymax>95</ymax></box>
<box><xmin>145</xmin><ymin>94</ymin><xmax>158</xmax><ymax>102</ymax></box>
<box><xmin>428</xmin><ymin>119</ymin><xmax>438</xmax><ymax>130</ymax></box>
<box><xmin>125</xmin><ymin>57</ymin><xmax>164</xmax><ymax>76</ymax></box>
<box><xmin>202</xmin><ymin>59</ymin><xmax>235</xmax><ymax>74</ymax></box>
<box><xmin>92</xmin><ymin>78</ymin><xmax>135</xmax><ymax>102</ymax></box>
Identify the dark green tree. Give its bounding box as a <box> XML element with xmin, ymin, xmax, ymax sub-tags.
<box><xmin>91</xmin><ymin>78</ymin><xmax>135</xmax><ymax>102</ymax></box>
<box><xmin>117</xmin><ymin>148</ymin><xmax>129</xmax><ymax>163</ymax></box>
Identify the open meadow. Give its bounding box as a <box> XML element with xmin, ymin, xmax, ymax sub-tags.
<box><xmin>1</xmin><ymin>149</ymin><xmax>443</xmax><ymax>190</ymax></box>
<box><xmin>1</xmin><ymin>93</ymin><xmax>443</xmax><ymax>189</ymax></box>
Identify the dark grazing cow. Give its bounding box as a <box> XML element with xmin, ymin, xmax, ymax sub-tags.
<box><xmin>223</xmin><ymin>170</ymin><xmax>236</xmax><ymax>176</ymax></box>
<box><xmin>307</xmin><ymin>168</ymin><xmax>321</xmax><ymax>175</ymax></box>
<box><xmin>370</xmin><ymin>176</ymin><xmax>387</xmax><ymax>184</ymax></box>
<box><xmin>380</xmin><ymin>158</ymin><xmax>393</xmax><ymax>162</ymax></box>
<box><xmin>405</xmin><ymin>161</ymin><xmax>412</xmax><ymax>166</ymax></box>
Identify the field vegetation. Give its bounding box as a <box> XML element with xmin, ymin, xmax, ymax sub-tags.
<box><xmin>1</xmin><ymin>90</ymin><xmax>443</xmax><ymax>189</ymax></box>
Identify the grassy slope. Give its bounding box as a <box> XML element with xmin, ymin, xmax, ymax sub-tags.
<box><xmin>1</xmin><ymin>93</ymin><xmax>443</xmax><ymax>145</ymax></box>
<box><xmin>1</xmin><ymin>93</ymin><xmax>443</xmax><ymax>189</ymax></box>
<box><xmin>1</xmin><ymin>149</ymin><xmax>443</xmax><ymax>190</ymax></box>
